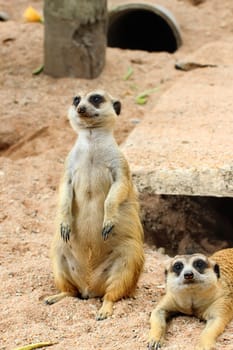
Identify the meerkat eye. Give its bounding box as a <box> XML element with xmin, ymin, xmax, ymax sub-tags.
<box><xmin>89</xmin><ymin>94</ymin><xmax>105</xmax><ymax>107</ymax></box>
<box><xmin>73</xmin><ymin>96</ymin><xmax>81</xmax><ymax>107</ymax></box>
<box><xmin>172</xmin><ymin>261</ymin><xmax>184</xmax><ymax>274</ymax></box>
<box><xmin>193</xmin><ymin>259</ymin><xmax>207</xmax><ymax>272</ymax></box>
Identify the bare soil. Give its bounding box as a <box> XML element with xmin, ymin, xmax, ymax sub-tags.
<box><xmin>1</xmin><ymin>1</ymin><xmax>233</xmax><ymax>349</ymax></box>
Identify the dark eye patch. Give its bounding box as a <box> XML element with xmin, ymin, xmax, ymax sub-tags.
<box><xmin>89</xmin><ymin>94</ymin><xmax>105</xmax><ymax>107</ymax></box>
<box><xmin>172</xmin><ymin>261</ymin><xmax>184</xmax><ymax>275</ymax></box>
<box><xmin>193</xmin><ymin>259</ymin><xmax>207</xmax><ymax>273</ymax></box>
<box><xmin>73</xmin><ymin>96</ymin><xmax>81</xmax><ymax>107</ymax></box>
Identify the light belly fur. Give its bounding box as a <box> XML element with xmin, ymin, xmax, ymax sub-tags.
<box><xmin>64</xmin><ymin>167</ymin><xmax>114</xmax><ymax>297</ymax></box>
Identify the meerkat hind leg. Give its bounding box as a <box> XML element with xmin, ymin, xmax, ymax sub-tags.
<box><xmin>44</xmin><ymin>276</ymin><xmax>79</xmax><ymax>305</ymax></box>
<box><xmin>44</xmin><ymin>291</ymin><xmax>78</xmax><ymax>305</ymax></box>
<box><xmin>96</xmin><ymin>256</ymin><xmax>142</xmax><ymax>320</ymax></box>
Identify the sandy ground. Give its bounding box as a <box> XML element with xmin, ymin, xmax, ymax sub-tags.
<box><xmin>1</xmin><ymin>0</ymin><xmax>233</xmax><ymax>349</ymax></box>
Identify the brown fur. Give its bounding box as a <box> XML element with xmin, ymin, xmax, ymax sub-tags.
<box><xmin>45</xmin><ymin>90</ymin><xmax>144</xmax><ymax>320</ymax></box>
<box><xmin>148</xmin><ymin>248</ymin><xmax>233</xmax><ymax>350</ymax></box>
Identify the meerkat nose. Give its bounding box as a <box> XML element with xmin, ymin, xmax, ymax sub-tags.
<box><xmin>184</xmin><ymin>271</ymin><xmax>194</xmax><ymax>280</ymax></box>
<box><xmin>78</xmin><ymin>105</ymin><xmax>86</xmax><ymax>114</ymax></box>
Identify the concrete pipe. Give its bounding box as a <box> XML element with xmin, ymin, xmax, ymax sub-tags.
<box><xmin>108</xmin><ymin>3</ymin><xmax>182</xmax><ymax>53</ymax></box>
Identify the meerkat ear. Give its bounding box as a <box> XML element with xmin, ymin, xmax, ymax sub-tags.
<box><xmin>163</xmin><ymin>256</ymin><xmax>173</xmax><ymax>269</ymax></box>
<box><xmin>113</xmin><ymin>100</ymin><xmax>121</xmax><ymax>115</ymax></box>
<box><xmin>214</xmin><ymin>263</ymin><xmax>220</xmax><ymax>278</ymax></box>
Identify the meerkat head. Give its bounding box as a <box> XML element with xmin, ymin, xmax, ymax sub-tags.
<box><xmin>68</xmin><ymin>89</ymin><xmax>121</xmax><ymax>132</ymax></box>
<box><xmin>165</xmin><ymin>253</ymin><xmax>220</xmax><ymax>292</ymax></box>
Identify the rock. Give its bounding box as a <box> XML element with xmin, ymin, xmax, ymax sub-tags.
<box><xmin>122</xmin><ymin>43</ymin><xmax>233</xmax><ymax>198</ymax></box>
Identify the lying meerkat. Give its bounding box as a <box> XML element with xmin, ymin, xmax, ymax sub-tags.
<box><xmin>45</xmin><ymin>90</ymin><xmax>144</xmax><ymax>320</ymax></box>
<box><xmin>148</xmin><ymin>248</ymin><xmax>233</xmax><ymax>350</ymax></box>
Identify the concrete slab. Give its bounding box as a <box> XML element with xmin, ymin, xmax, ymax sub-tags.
<box><xmin>122</xmin><ymin>42</ymin><xmax>233</xmax><ymax>197</ymax></box>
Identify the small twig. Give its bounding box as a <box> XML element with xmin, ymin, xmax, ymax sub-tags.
<box><xmin>12</xmin><ymin>341</ymin><xmax>57</xmax><ymax>350</ymax></box>
<box><xmin>175</xmin><ymin>61</ymin><xmax>217</xmax><ymax>72</ymax></box>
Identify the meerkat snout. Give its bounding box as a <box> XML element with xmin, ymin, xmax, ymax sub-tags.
<box><xmin>184</xmin><ymin>271</ymin><xmax>194</xmax><ymax>280</ymax></box>
<box><xmin>77</xmin><ymin>105</ymin><xmax>86</xmax><ymax>114</ymax></box>
<box><xmin>72</xmin><ymin>96</ymin><xmax>88</xmax><ymax>115</ymax></box>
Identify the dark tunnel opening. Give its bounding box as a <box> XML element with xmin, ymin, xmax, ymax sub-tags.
<box><xmin>108</xmin><ymin>6</ymin><xmax>182</xmax><ymax>53</ymax></box>
<box><xmin>141</xmin><ymin>194</ymin><xmax>233</xmax><ymax>256</ymax></box>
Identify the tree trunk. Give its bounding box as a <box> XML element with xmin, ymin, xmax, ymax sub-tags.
<box><xmin>44</xmin><ymin>0</ymin><xmax>107</xmax><ymax>78</ymax></box>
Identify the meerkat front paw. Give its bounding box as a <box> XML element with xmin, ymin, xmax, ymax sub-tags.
<box><xmin>147</xmin><ymin>339</ymin><xmax>162</xmax><ymax>350</ymax></box>
<box><xmin>96</xmin><ymin>300</ymin><xmax>113</xmax><ymax>320</ymax></box>
<box><xmin>60</xmin><ymin>223</ymin><xmax>71</xmax><ymax>242</ymax></box>
<box><xmin>102</xmin><ymin>220</ymin><xmax>114</xmax><ymax>240</ymax></box>
<box><xmin>196</xmin><ymin>334</ymin><xmax>217</xmax><ymax>350</ymax></box>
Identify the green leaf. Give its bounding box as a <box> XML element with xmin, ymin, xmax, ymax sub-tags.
<box><xmin>136</xmin><ymin>95</ymin><xmax>147</xmax><ymax>105</ymax></box>
<box><xmin>32</xmin><ymin>64</ymin><xmax>44</xmax><ymax>75</ymax></box>
<box><xmin>135</xmin><ymin>87</ymin><xmax>160</xmax><ymax>105</ymax></box>
<box><xmin>123</xmin><ymin>66</ymin><xmax>133</xmax><ymax>80</ymax></box>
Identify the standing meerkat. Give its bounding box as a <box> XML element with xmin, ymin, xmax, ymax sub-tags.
<box><xmin>148</xmin><ymin>248</ymin><xmax>233</xmax><ymax>350</ymax></box>
<box><xmin>45</xmin><ymin>89</ymin><xmax>144</xmax><ymax>320</ymax></box>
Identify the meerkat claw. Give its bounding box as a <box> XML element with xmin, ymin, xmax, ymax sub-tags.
<box><xmin>102</xmin><ymin>223</ymin><xmax>114</xmax><ymax>240</ymax></box>
<box><xmin>147</xmin><ymin>341</ymin><xmax>161</xmax><ymax>350</ymax></box>
<box><xmin>60</xmin><ymin>223</ymin><xmax>71</xmax><ymax>242</ymax></box>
